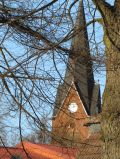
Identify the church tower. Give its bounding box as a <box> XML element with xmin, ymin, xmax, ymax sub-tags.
<box><xmin>52</xmin><ymin>0</ymin><xmax>101</xmax><ymax>146</ymax></box>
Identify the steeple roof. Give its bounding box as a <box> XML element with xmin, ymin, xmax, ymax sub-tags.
<box><xmin>53</xmin><ymin>0</ymin><xmax>101</xmax><ymax>117</ymax></box>
<box><xmin>71</xmin><ymin>0</ymin><xmax>90</xmax><ymax>58</ymax></box>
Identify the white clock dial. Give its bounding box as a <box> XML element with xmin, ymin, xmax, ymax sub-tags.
<box><xmin>68</xmin><ymin>103</ymin><xmax>78</xmax><ymax>113</ymax></box>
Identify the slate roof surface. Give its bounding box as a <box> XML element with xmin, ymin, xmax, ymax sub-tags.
<box><xmin>90</xmin><ymin>84</ymin><xmax>101</xmax><ymax>115</ymax></box>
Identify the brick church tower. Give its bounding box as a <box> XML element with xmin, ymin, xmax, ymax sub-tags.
<box><xmin>52</xmin><ymin>0</ymin><xmax>101</xmax><ymax>146</ymax></box>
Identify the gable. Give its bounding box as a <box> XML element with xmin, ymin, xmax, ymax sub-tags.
<box><xmin>53</xmin><ymin>81</ymin><xmax>101</xmax><ymax>118</ymax></box>
<box><xmin>53</xmin><ymin>83</ymin><xmax>88</xmax><ymax>119</ymax></box>
<box><xmin>52</xmin><ymin>83</ymin><xmax>91</xmax><ymax>143</ymax></box>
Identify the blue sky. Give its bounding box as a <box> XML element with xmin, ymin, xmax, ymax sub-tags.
<box><xmin>0</xmin><ymin>0</ymin><xmax>116</xmax><ymax>145</ymax></box>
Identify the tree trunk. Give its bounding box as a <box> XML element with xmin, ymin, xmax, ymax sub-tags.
<box><xmin>101</xmin><ymin>14</ymin><xmax>120</xmax><ymax>159</ymax></box>
<box><xmin>92</xmin><ymin>1</ymin><xmax>120</xmax><ymax>158</ymax></box>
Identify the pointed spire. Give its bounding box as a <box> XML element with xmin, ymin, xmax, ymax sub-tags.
<box><xmin>65</xmin><ymin>0</ymin><xmax>89</xmax><ymax>82</ymax></box>
<box><xmin>53</xmin><ymin>0</ymin><xmax>101</xmax><ymax>117</ymax></box>
<box><xmin>75</xmin><ymin>0</ymin><xmax>86</xmax><ymax>31</ymax></box>
<box><xmin>63</xmin><ymin>0</ymin><xmax>89</xmax><ymax>113</ymax></box>
<box><xmin>64</xmin><ymin>0</ymin><xmax>94</xmax><ymax>114</ymax></box>
<box><xmin>71</xmin><ymin>0</ymin><xmax>89</xmax><ymax>59</ymax></box>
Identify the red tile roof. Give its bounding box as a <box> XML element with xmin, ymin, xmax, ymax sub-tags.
<box><xmin>0</xmin><ymin>142</ymin><xmax>77</xmax><ymax>159</ymax></box>
<box><xmin>0</xmin><ymin>138</ymin><xmax>101</xmax><ymax>159</ymax></box>
<box><xmin>17</xmin><ymin>141</ymin><xmax>77</xmax><ymax>159</ymax></box>
<box><xmin>0</xmin><ymin>147</ymin><xmax>28</xmax><ymax>159</ymax></box>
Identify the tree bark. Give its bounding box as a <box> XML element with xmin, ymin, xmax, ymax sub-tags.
<box><xmin>92</xmin><ymin>0</ymin><xmax>120</xmax><ymax>158</ymax></box>
<box><xmin>102</xmin><ymin>35</ymin><xmax>120</xmax><ymax>159</ymax></box>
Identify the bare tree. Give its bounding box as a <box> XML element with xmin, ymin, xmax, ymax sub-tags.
<box><xmin>0</xmin><ymin>116</ymin><xmax>7</xmax><ymax>146</ymax></box>
<box><xmin>23</xmin><ymin>116</ymin><xmax>51</xmax><ymax>144</ymax></box>
<box><xmin>0</xmin><ymin>0</ymin><xmax>120</xmax><ymax>159</ymax></box>
<box><xmin>0</xmin><ymin>0</ymin><xmax>71</xmax><ymax>147</ymax></box>
<box><xmin>91</xmin><ymin>1</ymin><xmax>120</xmax><ymax>159</ymax></box>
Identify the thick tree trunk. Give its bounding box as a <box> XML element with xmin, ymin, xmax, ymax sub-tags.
<box><xmin>101</xmin><ymin>15</ymin><xmax>120</xmax><ymax>159</ymax></box>
<box><xmin>92</xmin><ymin>1</ymin><xmax>120</xmax><ymax>158</ymax></box>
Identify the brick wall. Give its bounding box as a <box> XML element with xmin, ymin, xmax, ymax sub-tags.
<box><xmin>52</xmin><ymin>84</ymin><xmax>91</xmax><ymax>146</ymax></box>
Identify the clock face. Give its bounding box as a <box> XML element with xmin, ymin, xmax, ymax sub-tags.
<box><xmin>68</xmin><ymin>102</ymin><xmax>78</xmax><ymax>113</ymax></box>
